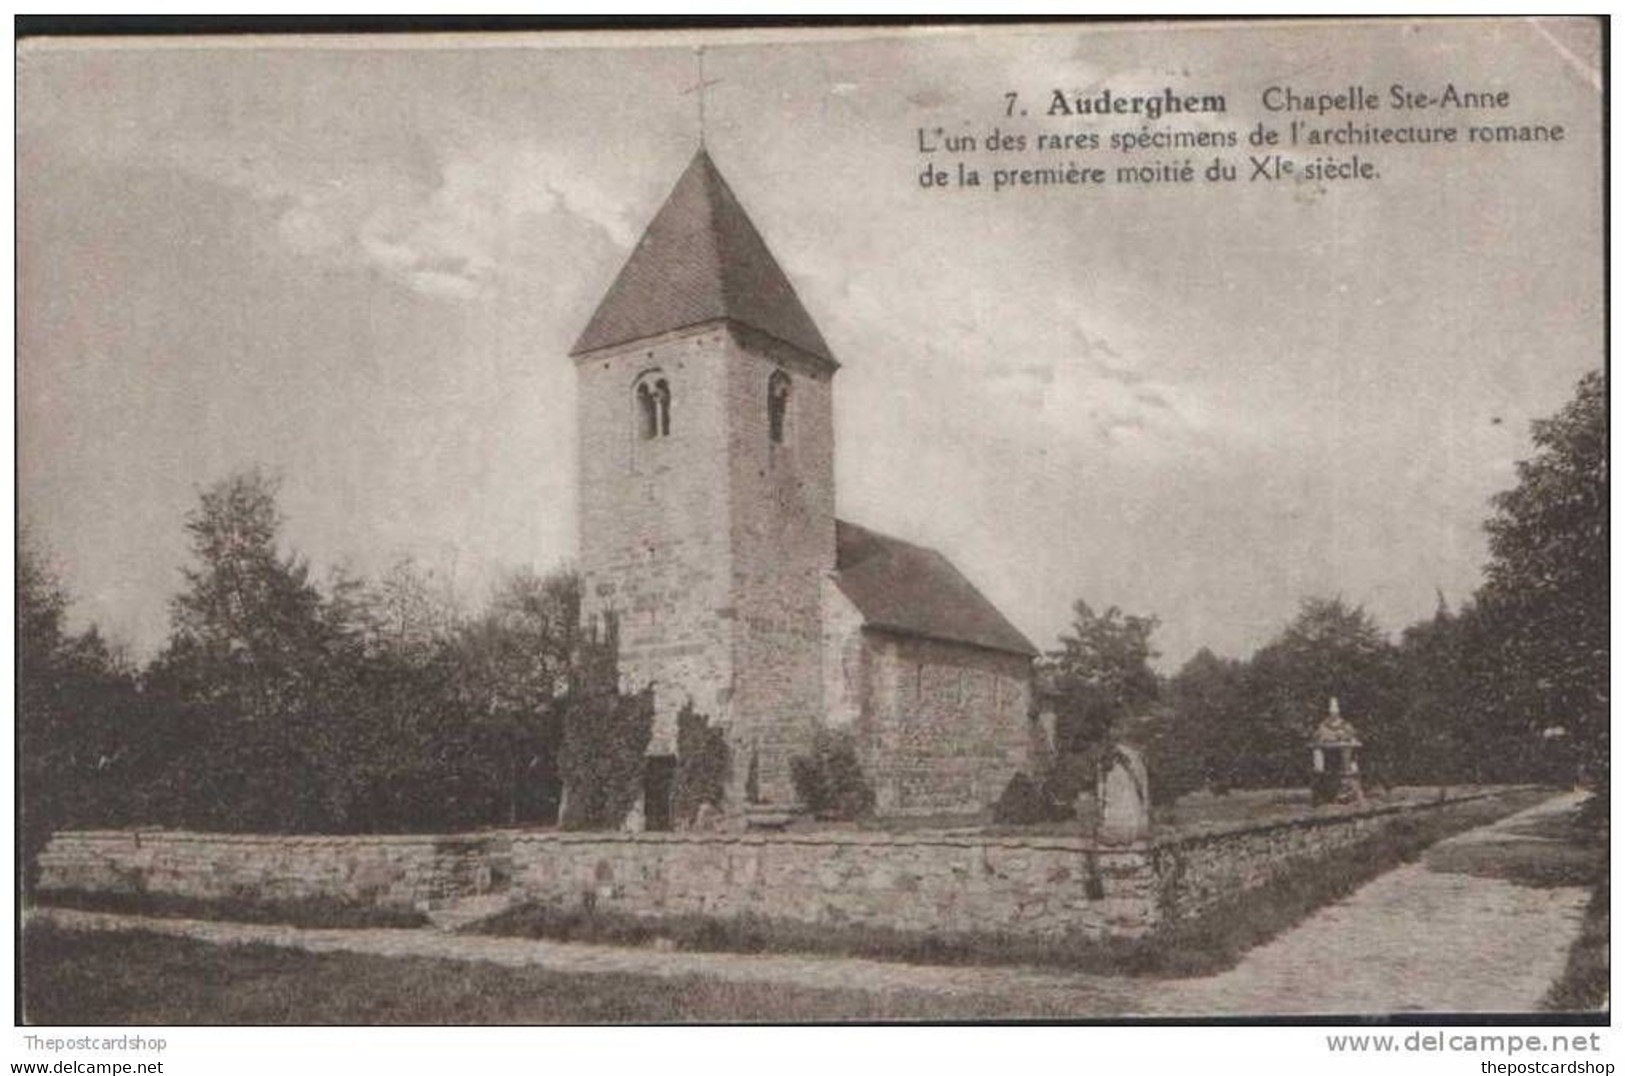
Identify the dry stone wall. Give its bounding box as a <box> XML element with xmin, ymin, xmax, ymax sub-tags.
<box><xmin>507</xmin><ymin>831</ymin><xmax>1156</xmax><ymax>936</ymax></box>
<box><xmin>36</xmin><ymin>790</ymin><xmax>1509</xmax><ymax>940</ymax></box>
<box><xmin>33</xmin><ymin>831</ymin><xmax>513</xmax><ymax>912</ymax></box>
<box><xmin>1149</xmin><ymin>790</ymin><xmax>1504</xmax><ymax>923</ymax></box>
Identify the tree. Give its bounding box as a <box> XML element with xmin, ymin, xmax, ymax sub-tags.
<box><xmin>446</xmin><ymin>567</ymin><xmax>579</xmax><ymax>825</ymax></box>
<box><xmin>1477</xmin><ymin>370</ymin><xmax>1607</xmax><ymax>811</ymax></box>
<box><xmin>145</xmin><ymin>469</ymin><xmax>339</xmax><ymax>831</ymax></box>
<box><xmin>19</xmin><ymin>529</ymin><xmax>78</xmax><ymax>887</ymax></box>
<box><xmin>331</xmin><ymin>556</ymin><xmax>462</xmax><ymax>665</ymax></box>
<box><xmin>1040</xmin><ymin>599</ymin><xmax>1161</xmax><ymax>752</ymax></box>
<box><xmin>1386</xmin><ymin>594</ymin><xmax>1546</xmax><ymax>787</ymax></box>
<box><xmin>165</xmin><ymin>469</ymin><xmax>327</xmax><ymax>665</ymax></box>
<box><xmin>1238</xmin><ymin>597</ymin><xmax>1401</xmax><ymax>789</ymax></box>
<box><xmin>1161</xmin><ymin>647</ymin><xmax>1249</xmax><ymax>794</ymax></box>
<box><xmin>17</xmin><ymin>530</ymin><xmax>140</xmax><ymax>889</ymax></box>
<box><xmin>27</xmin><ymin>468</ymin><xmax>676</xmax><ymax>838</ymax></box>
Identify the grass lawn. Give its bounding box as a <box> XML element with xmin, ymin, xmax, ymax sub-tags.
<box><xmin>875</xmin><ymin>785</ymin><xmax>1503</xmax><ymax>839</ymax></box>
<box><xmin>1448</xmin><ymin>797</ymin><xmax>1611</xmax><ymax>1014</ymax></box>
<box><xmin>1150</xmin><ymin>785</ymin><xmax>1469</xmax><ymax>831</ymax></box>
<box><xmin>34</xmin><ymin>888</ymin><xmax>429</xmax><ymax>929</ymax></box>
<box><xmin>1406</xmin><ymin>794</ymin><xmax>1606</xmax><ymax>1013</ymax></box>
<box><xmin>474</xmin><ymin>788</ymin><xmax>1554</xmax><ymax>978</ymax></box>
<box><xmin>19</xmin><ymin>922</ymin><xmax>1075</xmax><ymax>1024</ymax></box>
<box><xmin>1424</xmin><ymin>804</ymin><xmax>1604</xmax><ymax>890</ymax></box>
<box><xmin>1544</xmin><ymin>880</ymin><xmax>1609</xmax><ymax>1012</ymax></box>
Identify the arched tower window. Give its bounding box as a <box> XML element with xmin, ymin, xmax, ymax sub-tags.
<box><xmin>767</xmin><ymin>370</ymin><xmax>791</xmax><ymax>444</ymax></box>
<box><xmin>635</xmin><ymin>373</ymin><xmax>672</xmax><ymax>440</ymax></box>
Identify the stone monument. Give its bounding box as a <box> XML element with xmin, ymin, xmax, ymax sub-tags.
<box><xmin>1310</xmin><ymin>697</ymin><xmax>1365</xmax><ymax>805</ymax></box>
<box><xmin>1097</xmin><ymin>743</ymin><xmax>1152</xmax><ymax>843</ymax></box>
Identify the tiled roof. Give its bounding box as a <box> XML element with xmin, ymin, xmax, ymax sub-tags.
<box><xmin>570</xmin><ymin>149</ymin><xmax>835</xmax><ymax>365</ymax></box>
<box><xmin>834</xmin><ymin>519</ymin><xmax>1038</xmax><ymax>657</ymax></box>
<box><xmin>1312</xmin><ymin>713</ymin><xmax>1362</xmax><ymax>746</ymax></box>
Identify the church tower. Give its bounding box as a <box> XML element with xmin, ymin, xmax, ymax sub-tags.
<box><xmin>570</xmin><ymin>149</ymin><xmax>838</xmax><ymax>811</ymax></box>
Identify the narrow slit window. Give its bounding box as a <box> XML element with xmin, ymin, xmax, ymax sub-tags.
<box><xmin>768</xmin><ymin>370</ymin><xmax>791</xmax><ymax>444</ymax></box>
<box><xmin>636</xmin><ymin>382</ymin><xmax>658</xmax><ymax>440</ymax></box>
<box><xmin>635</xmin><ymin>374</ymin><xmax>672</xmax><ymax>440</ymax></box>
<box><xmin>654</xmin><ymin>378</ymin><xmax>671</xmax><ymax>436</ymax></box>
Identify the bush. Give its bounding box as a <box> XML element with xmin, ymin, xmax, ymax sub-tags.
<box><xmin>1039</xmin><ymin>748</ymin><xmax>1100</xmax><ymax>813</ymax></box>
<box><xmin>557</xmin><ymin>626</ymin><xmax>653</xmax><ymax>830</ymax></box>
<box><xmin>558</xmin><ymin>688</ymin><xmax>653</xmax><ymax>831</ymax></box>
<box><xmin>789</xmin><ymin>731</ymin><xmax>874</xmax><ymax>820</ymax></box>
<box><xmin>991</xmin><ymin>772</ymin><xmax>1059</xmax><ymax>825</ymax></box>
<box><xmin>673</xmin><ymin>704</ymin><xmax>730</xmax><ymax>828</ymax></box>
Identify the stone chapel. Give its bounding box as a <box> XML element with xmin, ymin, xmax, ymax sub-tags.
<box><xmin>570</xmin><ymin>149</ymin><xmax>1039</xmax><ymax>822</ymax></box>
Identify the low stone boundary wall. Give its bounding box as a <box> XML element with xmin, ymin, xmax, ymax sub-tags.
<box><xmin>36</xmin><ymin>789</ymin><xmax>1515</xmax><ymax>939</ymax></box>
<box><xmin>34</xmin><ymin>831</ymin><xmax>510</xmax><ymax>914</ymax></box>
<box><xmin>506</xmin><ymin>831</ymin><xmax>1157</xmax><ymax>935</ymax></box>
<box><xmin>1148</xmin><ymin>788</ymin><xmax>1506</xmax><ymax>924</ymax></box>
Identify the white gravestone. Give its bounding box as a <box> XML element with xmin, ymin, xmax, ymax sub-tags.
<box><xmin>1097</xmin><ymin>743</ymin><xmax>1152</xmax><ymax>844</ymax></box>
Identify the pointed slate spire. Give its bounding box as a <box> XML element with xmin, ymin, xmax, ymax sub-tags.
<box><xmin>570</xmin><ymin>149</ymin><xmax>836</xmax><ymax>366</ymax></box>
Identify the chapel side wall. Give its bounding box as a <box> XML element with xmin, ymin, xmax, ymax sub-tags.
<box><xmin>820</xmin><ymin>579</ymin><xmax>868</xmax><ymax>732</ymax></box>
<box><xmin>723</xmin><ymin>325</ymin><xmax>837</xmax><ymax>804</ymax></box>
<box><xmin>576</xmin><ymin>326</ymin><xmax>737</xmax><ymax>753</ymax></box>
<box><xmin>864</xmin><ymin>634</ymin><xmax>1034</xmax><ymax>814</ymax></box>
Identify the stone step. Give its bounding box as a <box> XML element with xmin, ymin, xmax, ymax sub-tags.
<box><xmin>744</xmin><ymin>803</ymin><xmax>802</xmax><ymax>831</ymax></box>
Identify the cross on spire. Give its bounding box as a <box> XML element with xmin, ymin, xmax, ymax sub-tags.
<box><xmin>683</xmin><ymin>46</ymin><xmax>724</xmax><ymax>147</ymax></box>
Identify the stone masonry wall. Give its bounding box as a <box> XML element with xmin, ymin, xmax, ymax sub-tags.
<box><xmin>33</xmin><ymin>831</ymin><xmax>513</xmax><ymax>913</ymax></box>
<box><xmin>574</xmin><ymin>321</ymin><xmax>837</xmax><ymax>804</ymax></box>
<box><xmin>820</xmin><ymin>579</ymin><xmax>868</xmax><ymax>731</ymax></box>
<box><xmin>507</xmin><ymin>830</ymin><xmax>1154</xmax><ymax>936</ymax></box>
<box><xmin>861</xmin><ymin>633</ymin><xmax>1035</xmax><ymax>814</ymax></box>
<box><xmin>723</xmin><ymin>324</ymin><xmax>837</xmax><ymax>805</ymax></box>
<box><xmin>37</xmin><ymin>828</ymin><xmax>1156</xmax><ymax>937</ymax></box>
<box><xmin>36</xmin><ymin>791</ymin><xmax>1508</xmax><ymax>940</ymax></box>
<box><xmin>1150</xmin><ymin>789</ymin><xmax>1505</xmax><ymax>923</ymax></box>
<box><xmin>576</xmin><ymin>325</ymin><xmax>738</xmax><ymax>756</ymax></box>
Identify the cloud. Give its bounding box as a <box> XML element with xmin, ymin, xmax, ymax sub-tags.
<box><xmin>295</xmin><ymin>144</ymin><xmax>636</xmax><ymax>300</ymax></box>
<box><xmin>798</xmin><ymin>239</ymin><xmax>1242</xmax><ymax>472</ymax></box>
<box><xmin>91</xmin><ymin>128</ymin><xmax>637</xmax><ymax>303</ymax></box>
<box><xmin>960</xmin><ymin>308</ymin><xmax>1221</xmax><ymax>460</ymax></box>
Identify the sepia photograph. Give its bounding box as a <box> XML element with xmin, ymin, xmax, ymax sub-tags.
<box><xmin>12</xmin><ymin>14</ymin><xmax>1609</xmax><ymax>1043</ymax></box>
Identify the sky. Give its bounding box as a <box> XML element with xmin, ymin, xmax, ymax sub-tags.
<box><xmin>17</xmin><ymin>19</ymin><xmax>1604</xmax><ymax>669</ymax></box>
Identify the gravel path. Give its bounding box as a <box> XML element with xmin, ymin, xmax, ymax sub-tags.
<box><xmin>29</xmin><ymin>792</ymin><xmax>1592</xmax><ymax>1018</ymax></box>
<box><xmin>29</xmin><ymin>903</ymin><xmax>1149</xmax><ymax>1015</ymax></box>
<box><xmin>1138</xmin><ymin>790</ymin><xmax>1592</xmax><ymax>1015</ymax></box>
